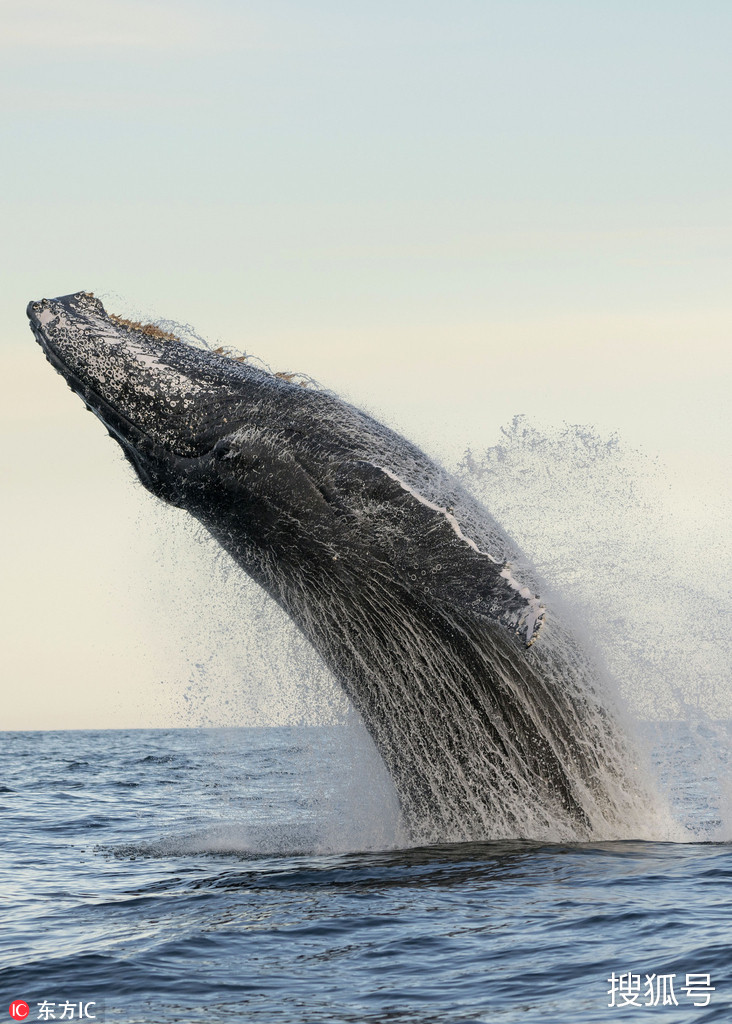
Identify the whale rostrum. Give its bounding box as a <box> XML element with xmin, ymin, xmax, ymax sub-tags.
<box><xmin>28</xmin><ymin>291</ymin><xmax>649</xmax><ymax>842</ymax></box>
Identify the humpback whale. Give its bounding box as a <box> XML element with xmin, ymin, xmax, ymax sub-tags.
<box><xmin>28</xmin><ymin>291</ymin><xmax>644</xmax><ymax>842</ymax></box>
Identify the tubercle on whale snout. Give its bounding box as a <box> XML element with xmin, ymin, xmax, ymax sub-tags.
<box><xmin>27</xmin><ymin>292</ymin><xmax>322</xmax><ymax>408</ymax></box>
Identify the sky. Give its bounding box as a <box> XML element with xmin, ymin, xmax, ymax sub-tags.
<box><xmin>2</xmin><ymin>0</ymin><xmax>731</xmax><ymax>729</ymax></box>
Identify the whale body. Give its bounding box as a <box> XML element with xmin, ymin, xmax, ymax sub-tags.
<box><xmin>28</xmin><ymin>291</ymin><xmax>643</xmax><ymax>842</ymax></box>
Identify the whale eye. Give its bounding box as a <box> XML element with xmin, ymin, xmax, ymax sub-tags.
<box><xmin>212</xmin><ymin>438</ymin><xmax>234</xmax><ymax>460</ymax></box>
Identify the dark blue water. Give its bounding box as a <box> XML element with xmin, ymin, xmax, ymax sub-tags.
<box><xmin>1</xmin><ymin>726</ymin><xmax>729</xmax><ymax>1023</ymax></box>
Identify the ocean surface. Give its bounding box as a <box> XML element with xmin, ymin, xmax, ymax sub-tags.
<box><xmin>1</xmin><ymin>724</ymin><xmax>730</xmax><ymax>1024</ymax></box>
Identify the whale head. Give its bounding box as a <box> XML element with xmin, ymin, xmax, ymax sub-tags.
<box><xmin>26</xmin><ymin>290</ymin><xmax>291</xmax><ymax>505</ymax></box>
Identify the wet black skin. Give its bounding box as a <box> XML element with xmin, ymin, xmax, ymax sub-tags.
<box><xmin>28</xmin><ymin>291</ymin><xmax>622</xmax><ymax>841</ymax></box>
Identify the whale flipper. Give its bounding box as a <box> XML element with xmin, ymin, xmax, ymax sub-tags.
<box><xmin>331</xmin><ymin>460</ymin><xmax>545</xmax><ymax>645</ymax></box>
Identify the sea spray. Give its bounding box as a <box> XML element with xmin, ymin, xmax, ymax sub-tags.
<box><xmin>135</xmin><ymin>433</ymin><xmax>682</xmax><ymax>845</ymax></box>
<box><xmin>30</xmin><ymin>293</ymin><xmax>714</xmax><ymax>847</ymax></box>
<box><xmin>457</xmin><ymin>414</ymin><xmax>731</xmax><ymax>839</ymax></box>
<box><xmin>139</xmin><ymin>437</ymin><xmax>676</xmax><ymax>847</ymax></box>
<box><xmin>126</xmin><ymin>418</ymin><xmax>700</xmax><ymax>847</ymax></box>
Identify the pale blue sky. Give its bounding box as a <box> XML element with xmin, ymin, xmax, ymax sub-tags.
<box><xmin>2</xmin><ymin>1</ymin><xmax>730</xmax><ymax>727</ymax></box>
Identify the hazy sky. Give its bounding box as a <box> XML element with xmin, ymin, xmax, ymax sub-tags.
<box><xmin>2</xmin><ymin>1</ymin><xmax>730</xmax><ymax>728</ymax></box>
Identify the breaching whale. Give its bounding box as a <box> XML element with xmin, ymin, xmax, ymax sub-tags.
<box><xmin>28</xmin><ymin>291</ymin><xmax>645</xmax><ymax>842</ymax></box>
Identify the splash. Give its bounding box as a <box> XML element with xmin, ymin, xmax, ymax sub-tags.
<box><xmin>142</xmin><ymin>411</ymin><xmax>729</xmax><ymax>847</ymax></box>
<box><xmin>457</xmin><ymin>415</ymin><xmax>732</xmax><ymax>839</ymax></box>
<box><xmin>141</xmin><ymin>433</ymin><xmax>686</xmax><ymax>847</ymax></box>
<box><xmin>33</xmin><ymin>292</ymin><xmax>724</xmax><ymax>846</ymax></box>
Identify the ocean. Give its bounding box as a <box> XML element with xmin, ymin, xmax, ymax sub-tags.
<box><xmin>1</xmin><ymin>723</ymin><xmax>729</xmax><ymax>1024</ymax></box>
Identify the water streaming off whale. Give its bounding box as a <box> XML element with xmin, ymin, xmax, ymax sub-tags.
<box><xmin>28</xmin><ymin>291</ymin><xmax>681</xmax><ymax>845</ymax></box>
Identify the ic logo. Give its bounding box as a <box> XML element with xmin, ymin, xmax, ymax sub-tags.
<box><xmin>9</xmin><ymin>1003</ymin><xmax>30</xmax><ymax>1021</ymax></box>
